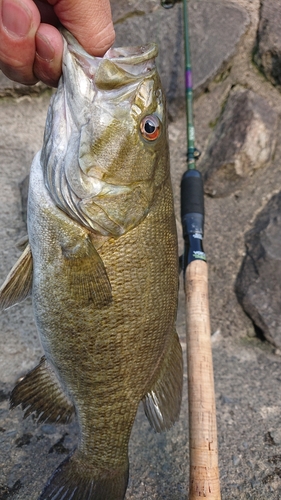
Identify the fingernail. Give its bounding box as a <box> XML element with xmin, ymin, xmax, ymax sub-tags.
<box><xmin>36</xmin><ymin>33</ymin><xmax>54</xmax><ymax>62</ymax></box>
<box><xmin>2</xmin><ymin>0</ymin><xmax>32</xmax><ymax>38</ymax></box>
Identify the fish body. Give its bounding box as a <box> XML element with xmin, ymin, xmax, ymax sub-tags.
<box><xmin>1</xmin><ymin>32</ymin><xmax>183</xmax><ymax>500</ymax></box>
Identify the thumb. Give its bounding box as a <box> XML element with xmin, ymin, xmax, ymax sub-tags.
<box><xmin>48</xmin><ymin>0</ymin><xmax>115</xmax><ymax>56</ymax></box>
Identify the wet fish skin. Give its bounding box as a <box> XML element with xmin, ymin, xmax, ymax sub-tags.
<box><xmin>1</xmin><ymin>31</ymin><xmax>183</xmax><ymax>500</ymax></box>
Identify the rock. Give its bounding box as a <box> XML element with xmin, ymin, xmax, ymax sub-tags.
<box><xmin>0</xmin><ymin>390</ymin><xmax>9</xmax><ymax>403</ymax></box>
<box><xmin>112</xmin><ymin>1</ymin><xmax>249</xmax><ymax>116</ymax></box>
<box><xmin>220</xmin><ymin>395</ymin><xmax>234</xmax><ymax>405</ymax></box>
<box><xmin>48</xmin><ymin>434</ymin><xmax>69</xmax><ymax>455</ymax></box>
<box><xmin>0</xmin><ymin>72</ymin><xmax>47</xmax><ymax>97</ymax></box>
<box><xmin>19</xmin><ymin>175</ymin><xmax>29</xmax><ymax>226</ymax></box>
<box><xmin>232</xmin><ymin>455</ymin><xmax>241</xmax><ymax>467</ymax></box>
<box><xmin>236</xmin><ymin>192</ymin><xmax>281</xmax><ymax>347</ymax></box>
<box><xmin>0</xmin><ymin>0</ymin><xmax>249</xmax><ymax>109</ymax></box>
<box><xmin>15</xmin><ymin>433</ymin><xmax>33</xmax><ymax>448</ymax></box>
<box><xmin>40</xmin><ymin>424</ymin><xmax>57</xmax><ymax>435</ymax></box>
<box><xmin>188</xmin><ymin>2</ymin><xmax>249</xmax><ymax>95</ymax></box>
<box><xmin>0</xmin><ymin>2</ymin><xmax>249</xmax><ymax>112</ymax></box>
<box><xmin>111</xmin><ymin>0</ymin><xmax>155</xmax><ymax>21</ymax></box>
<box><xmin>270</xmin><ymin>429</ymin><xmax>281</xmax><ymax>446</ymax></box>
<box><xmin>200</xmin><ymin>88</ymin><xmax>278</xmax><ymax>197</ymax></box>
<box><xmin>255</xmin><ymin>0</ymin><xmax>281</xmax><ymax>88</ymax></box>
<box><xmin>0</xmin><ymin>480</ymin><xmax>22</xmax><ymax>498</ymax></box>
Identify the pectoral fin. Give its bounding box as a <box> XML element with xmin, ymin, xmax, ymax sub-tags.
<box><xmin>10</xmin><ymin>356</ymin><xmax>74</xmax><ymax>424</ymax></box>
<box><xmin>142</xmin><ymin>330</ymin><xmax>183</xmax><ymax>432</ymax></box>
<box><xmin>62</xmin><ymin>235</ymin><xmax>112</xmax><ymax>308</ymax></box>
<box><xmin>0</xmin><ymin>243</ymin><xmax>33</xmax><ymax>310</ymax></box>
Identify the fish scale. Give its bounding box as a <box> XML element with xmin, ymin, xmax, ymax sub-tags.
<box><xmin>0</xmin><ymin>31</ymin><xmax>183</xmax><ymax>500</ymax></box>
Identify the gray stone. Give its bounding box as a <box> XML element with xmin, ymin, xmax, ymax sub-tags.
<box><xmin>232</xmin><ymin>455</ymin><xmax>241</xmax><ymax>467</ymax></box>
<box><xmin>0</xmin><ymin>72</ymin><xmax>47</xmax><ymax>97</ymax></box>
<box><xmin>269</xmin><ymin>429</ymin><xmax>281</xmax><ymax>446</ymax></box>
<box><xmin>19</xmin><ymin>175</ymin><xmax>29</xmax><ymax>225</ymax></box>
<box><xmin>111</xmin><ymin>0</ymin><xmax>157</xmax><ymax>21</ymax></box>
<box><xmin>41</xmin><ymin>424</ymin><xmax>57</xmax><ymax>435</ymax></box>
<box><xmin>236</xmin><ymin>192</ymin><xmax>281</xmax><ymax>348</ymax></box>
<box><xmin>188</xmin><ymin>2</ymin><xmax>249</xmax><ymax>95</ymax></box>
<box><xmin>200</xmin><ymin>88</ymin><xmax>278</xmax><ymax>197</ymax></box>
<box><xmin>112</xmin><ymin>1</ymin><xmax>249</xmax><ymax>116</ymax></box>
<box><xmin>255</xmin><ymin>0</ymin><xmax>281</xmax><ymax>89</ymax></box>
<box><xmin>0</xmin><ymin>2</ymin><xmax>249</xmax><ymax>110</ymax></box>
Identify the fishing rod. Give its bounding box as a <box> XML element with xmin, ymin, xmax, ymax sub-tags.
<box><xmin>161</xmin><ymin>0</ymin><xmax>221</xmax><ymax>498</ymax></box>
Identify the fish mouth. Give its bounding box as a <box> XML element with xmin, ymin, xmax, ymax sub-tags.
<box><xmin>62</xmin><ymin>29</ymin><xmax>158</xmax><ymax>77</ymax></box>
<box><xmin>104</xmin><ymin>44</ymin><xmax>158</xmax><ymax>65</ymax></box>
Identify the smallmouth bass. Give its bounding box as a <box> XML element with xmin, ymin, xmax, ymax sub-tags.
<box><xmin>0</xmin><ymin>31</ymin><xmax>183</xmax><ymax>500</ymax></box>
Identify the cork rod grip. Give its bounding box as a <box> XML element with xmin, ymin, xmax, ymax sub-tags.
<box><xmin>185</xmin><ymin>259</ymin><xmax>221</xmax><ymax>499</ymax></box>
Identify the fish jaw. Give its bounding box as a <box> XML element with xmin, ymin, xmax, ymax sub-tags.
<box><xmin>41</xmin><ymin>30</ymin><xmax>169</xmax><ymax>237</ymax></box>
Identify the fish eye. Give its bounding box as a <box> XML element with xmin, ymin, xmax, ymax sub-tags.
<box><xmin>140</xmin><ymin>115</ymin><xmax>161</xmax><ymax>141</ymax></box>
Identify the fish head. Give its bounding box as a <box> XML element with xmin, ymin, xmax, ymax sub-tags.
<box><xmin>42</xmin><ymin>32</ymin><xmax>170</xmax><ymax>237</ymax></box>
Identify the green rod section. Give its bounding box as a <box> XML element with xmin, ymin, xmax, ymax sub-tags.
<box><xmin>183</xmin><ymin>0</ymin><xmax>195</xmax><ymax>170</ymax></box>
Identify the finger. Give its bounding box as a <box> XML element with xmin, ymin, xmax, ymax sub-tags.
<box><xmin>0</xmin><ymin>0</ymin><xmax>40</xmax><ymax>84</ymax></box>
<box><xmin>49</xmin><ymin>0</ymin><xmax>115</xmax><ymax>56</ymax></box>
<box><xmin>34</xmin><ymin>23</ymin><xmax>63</xmax><ymax>87</ymax></box>
<box><xmin>33</xmin><ymin>0</ymin><xmax>59</xmax><ymax>25</ymax></box>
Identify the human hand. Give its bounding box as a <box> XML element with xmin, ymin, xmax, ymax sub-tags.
<box><xmin>0</xmin><ymin>0</ymin><xmax>115</xmax><ymax>87</ymax></box>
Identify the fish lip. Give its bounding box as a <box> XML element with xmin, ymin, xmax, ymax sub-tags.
<box><xmin>104</xmin><ymin>44</ymin><xmax>158</xmax><ymax>65</ymax></box>
<box><xmin>62</xmin><ymin>28</ymin><xmax>158</xmax><ymax>66</ymax></box>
